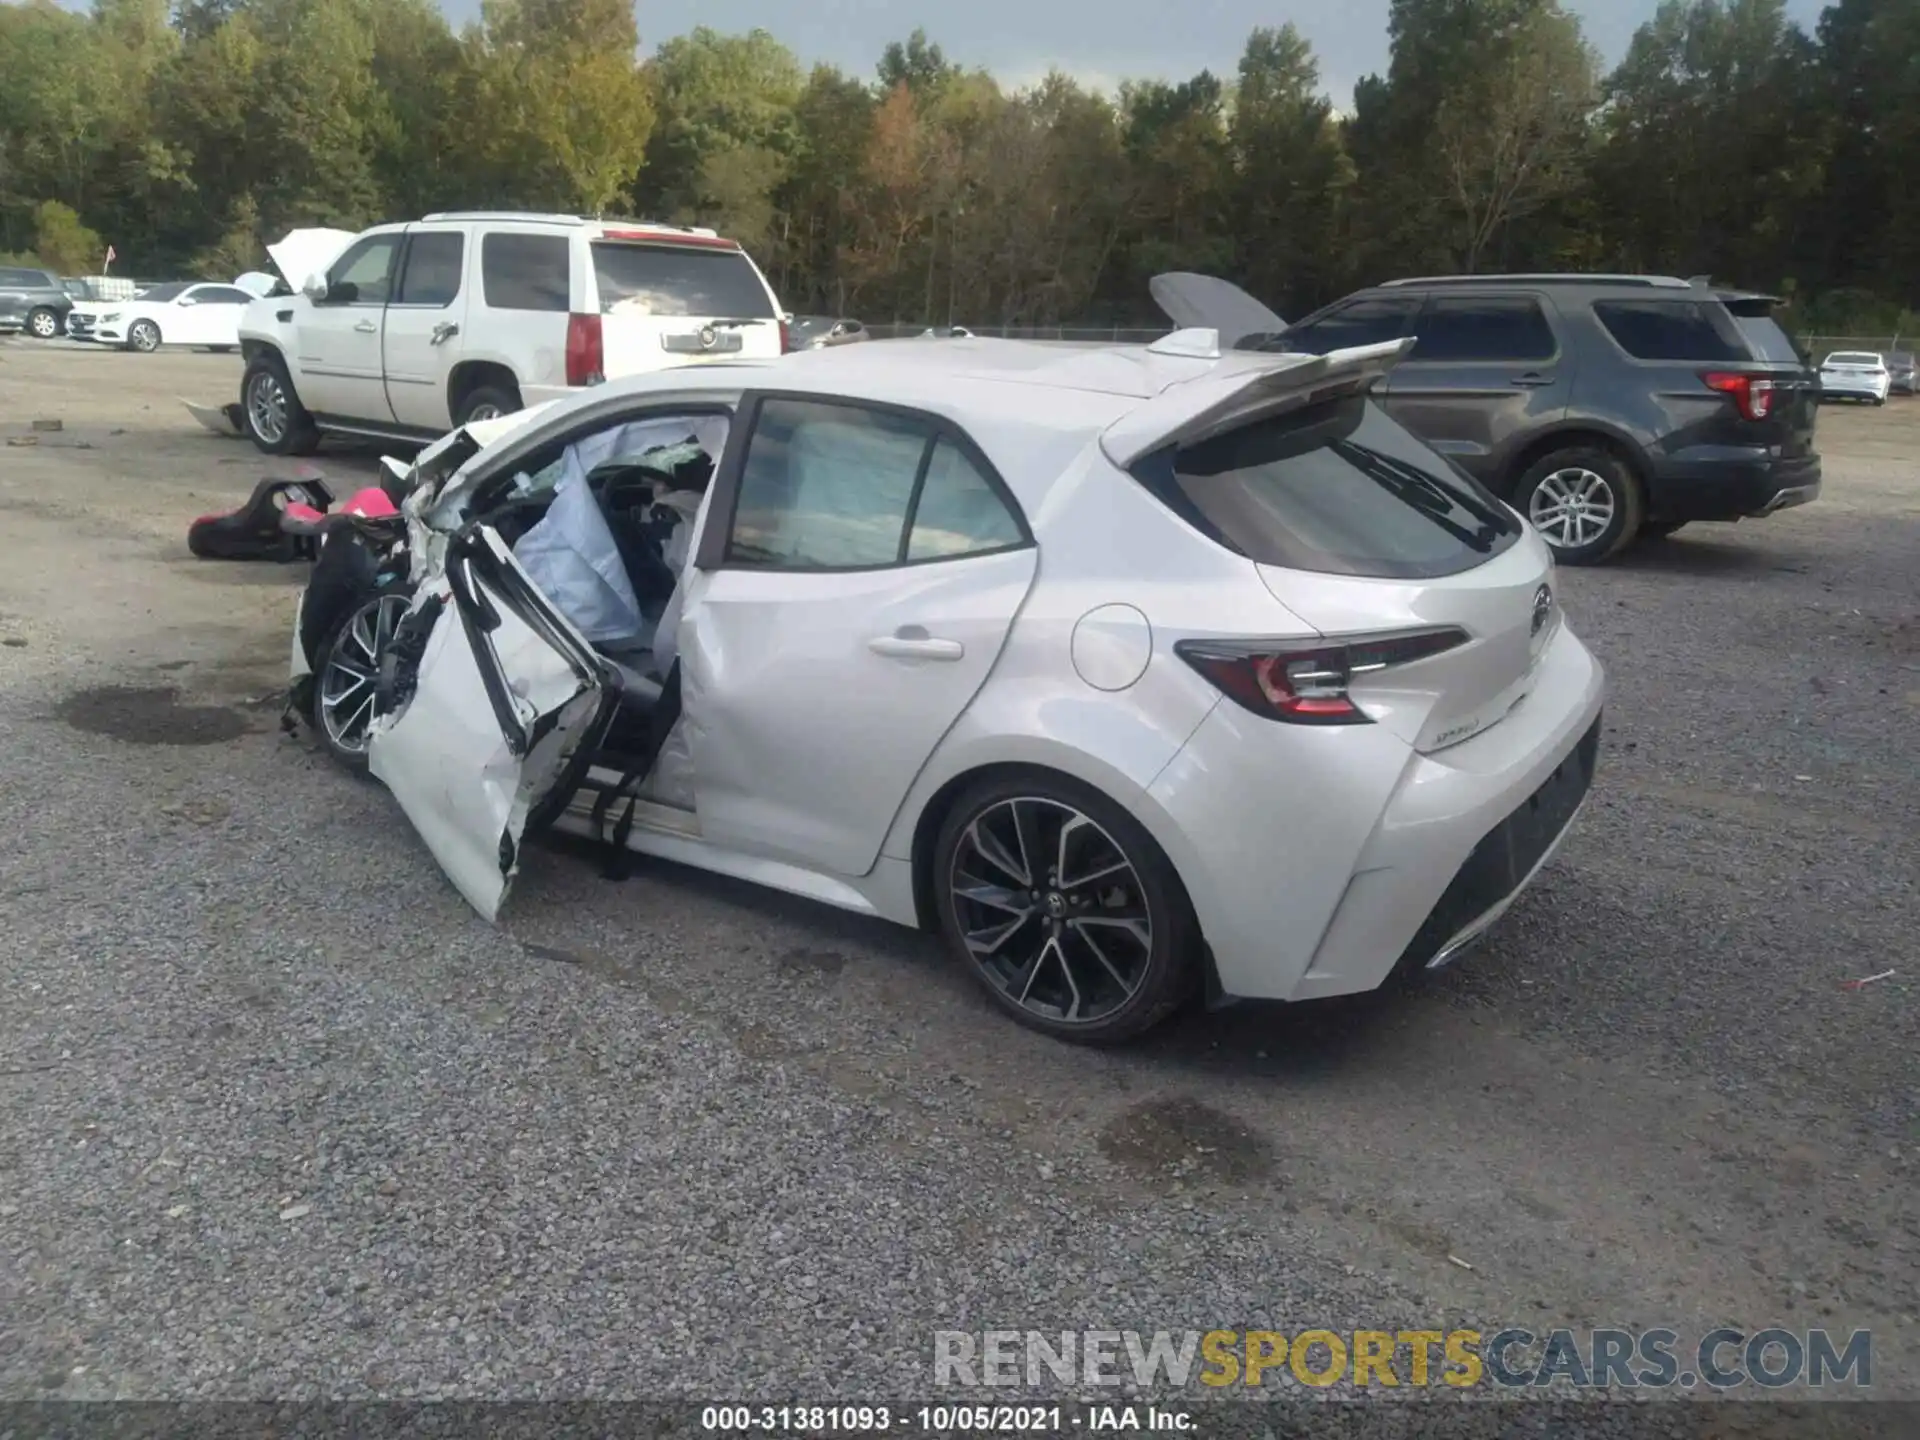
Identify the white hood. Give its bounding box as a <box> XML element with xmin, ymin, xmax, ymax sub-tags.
<box><xmin>266</xmin><ymin>228</ymin><xmax>356</xmax><ymax>291</ymax></box>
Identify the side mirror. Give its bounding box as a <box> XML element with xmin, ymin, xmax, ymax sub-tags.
<box><xmin>301</xmin><ymin>273</ymin><xmax>330</xmax><ymax>302</ymax></box>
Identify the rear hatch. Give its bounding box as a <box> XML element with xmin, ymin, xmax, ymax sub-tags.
<box><xmin>1718</xmin><ymin>291</ymin><xmax>1818</xmax><ymax>455</ymax></box>
<box><xmin>1135</xmin><ymin>391</ymin><xmax>1555</xmax><ymax>754</ymax></box>
<box><xmin>588</xmin><ymin>230</ymin><xmax>784</xmax><ymax>376</ymax></box>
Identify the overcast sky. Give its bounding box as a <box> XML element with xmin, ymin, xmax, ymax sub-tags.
<box><xmin>432</xmin><ymin>0</ymin><xmax>1830</xmax><ymax>104</ymax></box>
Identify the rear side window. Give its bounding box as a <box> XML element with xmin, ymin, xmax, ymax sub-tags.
<box><xmin>1133</xmin><ymin>395</ymin><xmax>1521</xmax><ymax>580</ymax></box>
<box><xmin>591</xmin><ymin>242</ymin><xmax>776</xmax><ymax>318</ymax></box>
<box><xmin>0</xmin><ymin>268</ymin><xmax>38</xmax><ymax>285</ymax></box>
<box><xmin>723</xmin><ymin>398</ymin><xmax>1025</xmax><ymax>570</ymax></box>
<box><xmin>192</xmin><ymin>286</ymin><xmax>257</xmax><ymax>305</ymax></box>
<box><xmin>397</xmin><ymin>231</ymin><xmax>464</xmax><ymax>307</ymax></box>
<box><xmin>1409</xmin><ymin>296</ymin><xmax>1556</xmax><ymax>362</ymax></box>
<box><xmin>481</xmin><ymin>233</ymin><xmax>570</xmax><ymax>312</ymax></box>
<box><xmin>1593</xmin><ymin>300</ymin><xmax>1747</xmax><ymax>362</ymax></box>
<box><xmin>1281</xmin><ymin>297</ymin><xmax>1419</xmax><ymax>355</ymax></box>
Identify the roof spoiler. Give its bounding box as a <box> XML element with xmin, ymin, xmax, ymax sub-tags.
<box><xmin>1149</xmin><ymin>272</ymin><xmax>1288</xmax><ymax>349</ymax></box>
<box><xmin>1100</xmin><ymin>338</ymin><xmax>1414</xmax><ymax>469</ymax></box>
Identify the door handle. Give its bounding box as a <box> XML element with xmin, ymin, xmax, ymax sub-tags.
<box><xmin>869</xmin><ymin>630</ymin><xmax>964</xmax><ymax>661</ymax></box>
<box><xmin>355</xmin><ymin>318</ymin><xmax>378</xmax><ymax>334</ymax></box>
<box><xmin>1510</xmin><ymin>372</ymin><xmax>1555</xmax><ymax>388</ymax></box>
<box><xmin>431</xmin><ymin>322</ymin><xmax>459</xmax><ymax>345</ymax></box>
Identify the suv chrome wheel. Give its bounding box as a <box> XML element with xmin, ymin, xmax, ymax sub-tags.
<box><xmin>948</xmin><ymin>796</ymin><xmax>1154</xmax><ymax>1028</ymax></box>
<box><xmin>246</xmin><ymin>368</ymin><xmax>289</xmax><ymax>445</ymax></box>
<box><xmin>1529</xmin><ymin>466</ymin><xmax>1617</xmax><ymax>550</ymax></box>
<box><xmin>28</xmin><ymin>308</ymin><xmax>59</xmax><ymax>339</ymax></box>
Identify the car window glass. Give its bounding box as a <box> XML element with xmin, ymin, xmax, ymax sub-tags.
<box><xmin>135</xmin><ymin>282</ymin><xmax>189</xmax><ymax>303</ymax></box>
<box><xmin>1284</xmin><ymin>298</ymin><xmax>1418</xmax><ymax>355</ymax></box>
<box><xmin>1410</xmin><ymin>297</ymin><xmax>1556</xmax><ymax>362</ymax></box>
<box><xmin>328</xmin><ymin>237</ymin><xmax>399</xmax><ymax>305</ymax></box>
<box><xmin>0</xmin><ymin>269</ymin><xmax>35</xmax><ymax>285</ymax></box>
<box><xmin>727</xmin><ymin>400</ymin><xmax>933</xmax><ymax>569</ymax></box>
<box><xmin>1592</xmin><ymin>300</ymin><xmax>1746</xmax><ymax>362</ymax></box>
<box><xmin>481</xmin><ymin>232</ymin><xmax>570</xmax><ymax>312</ymax></box>
<box><xmin>193</xmin><ymin>286</ymin><xmax>255</xmax><ymax>305</ymax></box>
<box><xmin>906</xmin><ymin>439</ymin><xmax>1024</xmax><ymax>561</ymax></box>
<box><xmin>1735</xmin><ymin>316</ymin><xmax>1803</xmax><ymax>365</ymax></box>
<box><xmin>591</xmin><ymin>242</ymin><xmax>775</xmax><ymax>317</ymax></box>
<box><xmin>397</xmin><ymin>231</ymin><xmax>465</xmax><ymax>306</ymax></box>
<box><xmin>1134</xmin><ymin>395</ymin><xmax>1520</xmax><ymax>581</ymax></box>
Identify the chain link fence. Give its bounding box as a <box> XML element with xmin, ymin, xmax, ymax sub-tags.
<box><xmin>1797</xmin><ymin>335</ymin><xmax>1911</xmax><ymax>363</ymax></box>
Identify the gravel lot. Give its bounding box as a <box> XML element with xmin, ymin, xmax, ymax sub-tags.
<box><xmin>0</xmin><ymin>340</ymin><xmax>1915</xmax><ymax>1413</ymax></box>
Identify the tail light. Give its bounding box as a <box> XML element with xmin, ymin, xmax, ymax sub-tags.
<box><xmin>1176</xmin><ymin>628</ymin><xmax>1469</xmax><ymax>726</ymax></box>
<box><xmin>1702</xmin><ymin>371</ymin><xmax>1777</xmax><ymax>421</ymax></box>
<box><xmin>778</xmin><ymin>317</ymin><xmax>794</xmax><ymax>353</ymax></box>
<box><xmin>565</xmin><ymin>312</ymin><xmax>604</xmax><ymax>387</ymax></box>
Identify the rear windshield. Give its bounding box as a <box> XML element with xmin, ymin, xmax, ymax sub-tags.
<box><xmin>1593</xmin><ymin>300</ymin><xmax>1749</xmax><ymax>362</ymax></box>
<box><xmin>1827</xmin><ymin>352</ymin><xmax>1881</xmax><ymax>365</ymax></box>
<box><xmin>1132</xmin><ymin>395</ymin><xmax>1522</xmax><ymax>580</ymax></box>
<box><xmin>592</xmin><ymin>242</ymin><xmax>776</xmax><ymax>318</ymax></box>
<box><xmin>1734</xmin><ymin>315</ymin><xmax>1804</xmax><ymax>365</ymax></box>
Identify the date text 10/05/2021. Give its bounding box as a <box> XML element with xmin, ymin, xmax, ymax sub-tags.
<box><xmin>701</xmin><ymin>1407</ymin><xmax>1191</xmax><ymax>1432</ymax></box>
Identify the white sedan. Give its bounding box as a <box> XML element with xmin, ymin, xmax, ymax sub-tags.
<box><xmin>93</xmin><ymin>281</ymin><xmax>258</xmax><ymax>353</ymax></box>
<box><xmin>1818</xmin><ymin>350</ymin><xmax>1891</xmax><ymax>404</ymax></box>
<box><xmin>289</xmin><ymin>276</ymin><xmax>1606</xmax><ymax>1043</ymax></box>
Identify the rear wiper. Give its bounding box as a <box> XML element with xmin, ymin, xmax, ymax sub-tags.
<box><xmin>1330</xmin><ymin>442</ymin><xmax>1500</xmax><ymax>550</ymax></box>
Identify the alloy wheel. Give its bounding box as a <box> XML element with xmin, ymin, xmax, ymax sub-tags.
<box><xmin>1528</xmin><ymin>467</ymin><xmax>1616</xmax><ymax>550</ymax></box>
<box><xmin>948</xmin><ymin>796</ymin><xmax>1153</xmax><ymax>1027</ymax></box>
<box><xmin>465</xmin><ymin>401</ymin><xmax>504</xmax><ymax>422</ymax></box>
<box><xmin>247</xmin><ymin>371</ymin><xmax>288</xmax><ymax>445</ymax></box>
<box><xmin>130</xmin><ymin>321</ymin><xmax>160</xmax><ymax>354</ymax></box>
<box><xmin>28</xmin><ymin>309</ymin><xmax>58</xmax><ymax>339</ymax></box>
<box><xmin>319</xmin><ymin>593</ymin><xmax>411</xmax><ymax>755</ymax></box>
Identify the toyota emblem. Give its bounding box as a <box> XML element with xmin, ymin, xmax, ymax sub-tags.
<box><xmin>698</xmin><ymin>325</ymin><xmax>717</xmax><ymax>350</ymax></box>
<box><xmin>1530</xmin><ymin>584</ymin><xmax>1554</xmax><ymax>637</ymax></box>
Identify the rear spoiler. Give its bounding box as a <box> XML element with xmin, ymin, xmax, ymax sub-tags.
<box><xmin>1099</xmin><ymin>338</ymin><xmax>1414</xmax><ymax>469</ymax></box>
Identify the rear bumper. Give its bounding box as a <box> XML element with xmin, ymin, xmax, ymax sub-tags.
<box><xmin>1149</xmin><ymin>621</ymin><xmax>1606</xmax><ymax>1003</ymax></box>
<box><xmin>1646</xmin><ymin>450</ymin><xmax>1821</xmax><ymax>522</ymax></box>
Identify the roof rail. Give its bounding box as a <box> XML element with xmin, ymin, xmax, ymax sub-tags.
<box><xmin>416</xmin><ymin>210</ymin><xmax>722</xmax><ymax>239</ymax></box>
<box><xmin>1378</xmin><ymin>273</ymin><xmax>1696</xmax><ymax>290</ymax></box>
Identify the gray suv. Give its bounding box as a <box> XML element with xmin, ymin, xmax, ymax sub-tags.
<box><xmin>1275</xmin><ymin>275</ymin><xmax>1821</xmax><ymax>564</ymax></box>
<box><xmin>0</xmin><ymin>267</ymin><xmax>74</xmax><ymax>340</ymax></box>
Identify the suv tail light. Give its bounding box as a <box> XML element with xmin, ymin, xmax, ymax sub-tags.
<box><xmin>565</xmin><ymin>312</ymin><xmax>604</xmax><ymax>387</ymax></box>
<box><xmin>779</xmin><ymin>317</ymin><xmax>794</xmax><ymax>353</ymax></box>
<box><xmin>1176</xmin><ymin>628</ymin><xmax>1469</xmax><ymax>726</ymax></box>
<box><xmin>1702</xmin><ymin>371</ymin><xmax>1777</xmax><ymax>421</ymax></box>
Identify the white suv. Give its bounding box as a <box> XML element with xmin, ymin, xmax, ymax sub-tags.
<box><xmin>236</xmin><ymin>211</ymin><xmax>788</xmax><ymax>455</ymax></box>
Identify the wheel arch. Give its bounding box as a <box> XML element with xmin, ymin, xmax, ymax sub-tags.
<box><xmin>1503</xmin><ymin>424</ymin><xmax>1649</xmax><ymax>502</ymax></box>
<box><xmin>448</xmin><ymin>359</ymin><xmax>522</xmax><ymax>418</ymax></box>
<box><xmin>902</xmin><ymin>756</ymin><xmax>1220</xmax><ymax>996</ymax></box>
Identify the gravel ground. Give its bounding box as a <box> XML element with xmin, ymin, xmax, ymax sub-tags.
<box><xmin>0</xmin><ymin>341</ymin><xmax>1914</xmax><ymax>1419</ymax></box>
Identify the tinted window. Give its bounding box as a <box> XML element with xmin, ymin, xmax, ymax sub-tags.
<box><xmin>134</xmin><ymin>281</ymin><xmax>190</xmax><ymax>303</ymax></box>
<box><xmin>1409</xmin><ymin>296</ymin><xmax>1556</xmax><ymax>362</ymax></box>
<box><xmin>0</xmin><ymin>268</ymin><xmax>41</xmax><ymax>285</ymax></box>
<box><xmin>1593</xmin><ymin>300</ymin><xmax>1746</xmax><ymax>362</ymax></box>
<box><xmin>591</xmin><ymin>242</ymin><xmax>776</xmax><ymax>318</ymax></box>
<box><xmin>907</xmin><ymin>439</ymin><xmax>1024</xmax><ymax>560</ymax></box>
<box><xmin>192</xmin><ymin>286</ymin><xmax>256</xmax><ymax>305</ymax></box>
<box><xmin>726</xmin><ymin>399</ymin><xmax>1022</xmax><ymax>570</ymax></box>
<box><xmin>397</xmin><ymin>231</ymin><xmax>465</xmax><ymax>306</ymax></box>
<box><xmin>1826</xmin><ymin>352</ymin><xmax>1881</xmax><ymax>365</ymax></box>
<box><xmin>326</xmin><ymin>236</ymin><xmax>400</xmax><ymax>305</ymax></box>
<box><xmin>1284</xmin><ymin>297</ymin><xmax>1418</xmax><ymax>355</ymax></box>
<box><xmin>481</xmin><ymin>233</ymin><xmax>570</xmax><ymax>312</ymax></box>
<box><xmin>1735</xmin><ymin>315</ymin><xmax>1803</xmax><ymax>365</ymax></box>
<box><xmin>1133</xmin><ymin>395</ymin><xmax>1521</xmax><ymax>580</ymax></box>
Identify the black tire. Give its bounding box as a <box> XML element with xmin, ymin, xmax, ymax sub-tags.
<box><xmin>1512</xmin><ymin>445</ymin><xmax>1644</xmax><ymax>566</ymax></box>
<box><xmin>932</xmin><ymin>771</ymin><xmax>1200</xmax><ymax>1044</ymax></box>
<box><xmin>1640</xmin><ymin>519</ymin><xmax>1688</xmax><ymax>540</ymax></box>
<box><xmin>26</xmin><ymin>307</ymin><xmax>60</xmax><ymax>340</ymax></box>
<box><xmin>240</xmin><ymin>353</ymin><xmax>320</xmax><ymax>456</ymax></box>
<box><xmin>310</xmin><ymin>586</ymin><xmax>414</xmax><ymax>774</ymax></box>
<box><xmin>456</xmin><ymin>382</ymin><xmax>522</xmax><ymax>428</ymax></box>
<box><xmin>127</xmin><ymin>319</ymin><xmax>162</xmax><ymax>354</ymax></box>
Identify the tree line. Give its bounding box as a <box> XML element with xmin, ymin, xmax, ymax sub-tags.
<box><xmin>1</xmin><ymin>0</ymin><xmax>1915</xmax><ymax>334</ymax></box>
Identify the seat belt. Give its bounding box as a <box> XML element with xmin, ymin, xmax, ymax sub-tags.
<box><xmin>590</xmin><ymin>658</ymin><xmax>682</xmax><ymax>882</ymax></box>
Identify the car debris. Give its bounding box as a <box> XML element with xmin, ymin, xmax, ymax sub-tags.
<box><xmin>184</xmin><ymin>399</ymin><xmax>245</xmax><ymax>437</ymax></box>
<box><xmin>1840</xmin><ymin>969</ymin><xmax>1895</xmax><ymax>991</ymax></box>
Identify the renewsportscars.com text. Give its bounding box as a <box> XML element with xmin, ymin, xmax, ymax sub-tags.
<box><xmin>933</xmin><ymin>1328</ymin><xmax>1872</xmax><ymax>1391</ymax></box>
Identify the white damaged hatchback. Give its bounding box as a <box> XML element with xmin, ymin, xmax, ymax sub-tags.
<box><xmin>331</xmin><ymin>276</ymin><xmax>1606</xmax><ymax>1043</ymax></box>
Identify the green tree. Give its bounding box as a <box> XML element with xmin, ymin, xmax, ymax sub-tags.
<box><xmin>33</xmin><ymin>199</ymin><xmax>103</xmax><ymax>272</ymax></box>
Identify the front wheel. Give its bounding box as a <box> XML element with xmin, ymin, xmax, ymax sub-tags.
<box><xmin>127</xmin><ymin>319</ymin><xmax>161</xmax><ymax>354</ymax></box>
<box><xmin>932</xmin><ymin>773</ymin><xmax>1199</xmax><ymax>1044</ymax></box>
<box><xmin>1513</xmin><ymin>446</ymin><xmax>1643</xmax><ymax>566</ymax></box>
<box><xmin>26</xmin><ymin>307</ymin><xmax>60</xmax><ymax>340</ymax></box>
<box><xmin>241</xmin><ymin>356</ymin><xmax>320</xmax><ymax>456</ymax></box>
<box><xmin>312</xmin><ymin>587</ymin><xmax>415</xmax><ymax>773</ymax></box>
